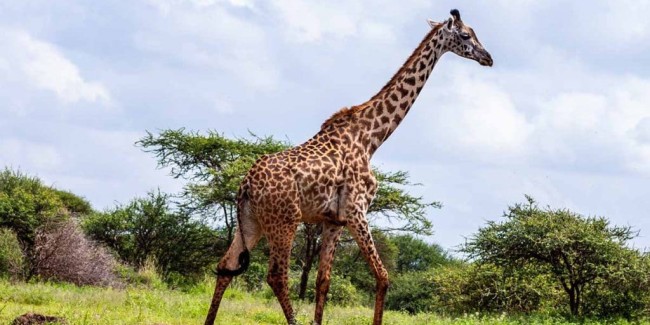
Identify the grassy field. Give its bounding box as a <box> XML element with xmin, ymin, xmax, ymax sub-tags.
<box><xmin>0</xmin><ymin>279</ymin><xmax>642</xmax><ymax>325</ymax></box>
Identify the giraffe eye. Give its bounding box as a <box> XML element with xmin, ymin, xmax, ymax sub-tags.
<box><xmin>460</xmin><ymin>32</ymin><xmax>471</xmax><ymax>40</ymax></box>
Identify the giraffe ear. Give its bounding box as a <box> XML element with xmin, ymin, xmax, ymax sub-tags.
<box><xmin>427</xmin><ymin>19</ymin><xmax>440</xmax><ymax>29</ymax></box>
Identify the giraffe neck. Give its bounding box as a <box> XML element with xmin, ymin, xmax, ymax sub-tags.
<box><xmin>361</xmin><ymin>26</ymin><xmax>447</xmax><ymax>156</ymax></box>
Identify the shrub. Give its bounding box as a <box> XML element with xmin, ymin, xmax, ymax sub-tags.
<box><xmin>392</xmin><ymin>234</ymin><xmax>453</xmax><ymax>272</ymax></box>
<box><xmin>386</xmin><ymin>263</ymin><xmax>559</xmax><ymax>315</ymax></box>
<box><xmin>386</xmin><ymin>270</ymin><xmax>439</xmax><ymax>314</ymax></box>
<box><xmin>463</xmin><ymin>196</ymin><xmax>640</xmax><ymax>316</ymax></box>
<box><xmin>51</xmin><ymin>189</ymin><xmax>93</xmax><ymax>217</ymax></box>
<box><xmin>240</xmin><ymin>261</ymin><xmax>267</xmax><ymax>292</ymax></box>
<box><xmin>83</xmin><ymin>190</ymin><xmax>220</xmax><ymax>284</ymax></box>
<box><xmin>582</xmin><ymin>251</ymin><xmax>650</xmax><ymax>319</ymax></box>
<box><xmin>462</xmin><ymin>263</ymin><xmax>558</xmax><ymax>315</ymax></box>
<box><xmin>34</xmin><ymin>220</ymin><xmax>117</xmax><ymax>286</ymax></box>
<box><xmin>0</xmin><ymin>228</ymin><xmax>24</xmax><ymax>280</ymax></box>
<box><xmin>0</xmin><ymin>168</ymin><xmax>68</xmax><ymax>278</ymax></box>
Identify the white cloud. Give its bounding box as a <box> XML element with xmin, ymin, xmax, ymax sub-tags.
<box><xmin>575</xmin><ymin>0</ymin><xmax>650</xmax><ymax>45</ymax></box>
<box><xmin>0</xmin><ymin>139</ymin><xmax>63</xmax><ymax>171</ymax></box>
<box><xmin>137</xmin><ymin>0</ymin><xmax>279</xmax><ymax>91</ymax></box>
<box><xmin>268</xmin><ymin>0</ymin><xmax>434</xmax><ymax>43</ymax></box>
<box><xmin>0</xmin><ymin>28</ymin><xmax>110</xmax><ymax>104</ymax></box>
<box><xmin>419</xmin><ymin>63</ymin><xmax>531</xmax><ymax>161</ymax></box>
<box><xmin>528</xmin><ymin>76</ymin><xmax>650</xmax><ymax>174</ymax></box>
<box><xmin>146</xmin><ymin>0</ymin><xmax>256</xmax><ymax>14</ymax></box>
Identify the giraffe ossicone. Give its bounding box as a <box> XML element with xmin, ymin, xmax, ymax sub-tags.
<box><xmin>204</xmin><ymin>8</ymin><xmax>492</xmax><ymax>325</ymax></box>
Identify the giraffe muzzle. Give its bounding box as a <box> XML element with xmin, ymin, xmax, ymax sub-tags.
<box><xmin>476</xmin><ymin>49</ymin><xmax>493</xmax><ymax>67</ymax></box>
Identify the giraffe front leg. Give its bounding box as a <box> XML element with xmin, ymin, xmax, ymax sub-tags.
<box><xmin>313</xmin><ymin>222</ymin><xmax>344</xmax><ymax>325</ymax></box>
<box><xmin>347</xmin><ymin>215</ymin><xmax>389</xmax><ymax>325</ymax></box>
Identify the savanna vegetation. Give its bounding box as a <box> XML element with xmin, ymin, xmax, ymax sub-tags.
<box><xmin>1</xmin><ymin>129</ymin><xmax>649</xmax><ymax>324</ymax></box>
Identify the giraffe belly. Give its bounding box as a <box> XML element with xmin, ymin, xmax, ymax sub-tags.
<box><xmin>299</xmin><ymin>185</ymin><xmax>340</xmax><ymax>224</ymax></box>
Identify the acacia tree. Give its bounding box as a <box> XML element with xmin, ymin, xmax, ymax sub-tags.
<box><xmin>137</xmin><ymin>129</ymin><xmax>289</xmax><ymax>243</ymax></box>
<box><xmin>463</xmin><ymin>196</ymin><xmax>639</xmax><ymax>316</ymax></box>
<box><xmin>137</xmin><ymin>129</ymin><xmax>440</xmax><ymax>297</ymax></box>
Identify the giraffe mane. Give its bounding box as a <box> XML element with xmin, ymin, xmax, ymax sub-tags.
<box><xmin>320</xmin><ymin>23</ymin><xmax>442</xmax><ymax>130</ymax></box>
<box><xmin>320</xmin><ymin>105</ymin><xmax>364</xmax><ymax>130</ymax></box>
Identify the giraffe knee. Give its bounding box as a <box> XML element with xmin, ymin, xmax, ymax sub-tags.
<box><xmin>266</xmin><ymin>272</ymin><xmax>279</xmax><ymax>287</ymax></box>
<box><xmin>376</xmin><ymin>271</ymin><xmax>390</xmax><ymax>293</ymax></box>
<box><xmin>266</xmin><ymin>266</ymin><xmax>286</xmax><ymax>288</ymax></box>
<box><xmin>315</xmin><ymin>273</ymin><xmax>331</xmax><ymax>292</ymax></box>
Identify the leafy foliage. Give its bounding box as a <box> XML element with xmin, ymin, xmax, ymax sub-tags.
<box><xmin>137</xmin><ymin>129</ymin><xmax>290</xmax><ymax>242</ymax></box>
<box><xmin>392</xmin><ymin>234</ymin><xmax>452</xmax><ymax>273</ymax></box>
<box><xmin>51</xmin><ymin>189</ymin><xmax>93</xmax><ymax>217</ymax></box>
<box><xmin>581</xmin><ymin>250</ymin><xmax>650</xmax><ymax>319</ymax></box>
<box><xmin>387</xmin><ymin>263</ymin><xmax>558</xmax><ymax>315</ymax></box>
<box><xmin>0</xmin><ymin>169</ymin><xmax>66</xmax><ymax>247</ymax></box>
<box><xmin>83</xmin><ymin>190</ymin><xmax>221</xmax><ymax>283</ymax></box>
<box><xmin>463</xmin><ymin>196</ymin><xmax>643</xmax><ymax>316</ymax></box>
<box><xmin>369</xmin><ymin>170</ymin><xmax>441</xmax><ymax>235</ymax></box>
<box><xmin>0</xmin><ymin>168</ymin><xmax>69</xmax><ymax>278</ymax></box>
<box><xmin>0</xmin><ymin>228</ymin><xmax>24</xmax><ymax>280</ymax></box>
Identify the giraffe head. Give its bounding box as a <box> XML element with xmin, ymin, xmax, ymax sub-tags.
<box><xmin>428</xmin><ymin>9</ymin><xmax>493</xmax><ymax>67</ymax></box>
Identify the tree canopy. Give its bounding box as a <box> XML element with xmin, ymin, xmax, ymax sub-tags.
<box><xmin>137</xmin><ymin>128</ymin><xmax>440</xmax><ymax>237</ymax></box>
<box><xmin>463</xmin><ymin>196</ymin><xmax>643</xmax><ymax>316</ymax></box>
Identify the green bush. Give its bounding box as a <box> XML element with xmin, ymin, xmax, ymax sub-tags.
<box><xmin>582</xmin><ymin>251</ymin><xmax>650</xmax><ymax>319</ymax></box>
<box><xmin>240</xmin><ymin>261</ymin><xmax>267</xmax><ymax>292</ymax></box>
<box><xmin>392</xmin><ymin>234</ymin><xmax>453</xmax><ymax>272</ymax></box>
<box><xmin>115</xmin><ymin>258</ymin><xmax>166</xmax><ymax>290</ymax></box>
<box><xmin>386</xmin><ymin>270</ymin><xmax>439</xmax><ymax>314</ymax></box>
<box><xmin>51</xmin><ymin>189</ymin><xmax>93</xmax><ymax>217</ymax></box>
<box><xmin>0</xmin><ymin>168</ymin><xmax>68</xmax><ymax>278</ymax></box>
<box><xmin>462</xmin><ymin>264</ymin><xmax>559</xmax><ymax>315</ymax></box>
<box><xmin>83</xmin><ymin>190</ymin><xmax>220</xmax><ymax>284</ymax></box>
<box><xmin>387</xmin><ymin>263</ymin><xmax>559</xmax><ymax>316</ymax></box>
<box><xmin>463</xmin><ymin>196</ymin><xmax>641</xmax><ymax>317</ymax></box>
<box><xmin>0</xmin><ymin>228</ymin><xmax>24</xmax><ymax>280</ymax></box>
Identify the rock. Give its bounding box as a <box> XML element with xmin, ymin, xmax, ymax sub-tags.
<box><xmin>11</xmin><ymin>313</ymin><xmax>67</xmax><ymax>325</ymax></box>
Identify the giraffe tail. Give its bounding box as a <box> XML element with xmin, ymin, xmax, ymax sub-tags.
<box><xmin>215</xmin><ymin>249</ymin><xmax>250</xmax><ymax>277</ymax></box>
<box><xmin>215</xmin><ymin>181</ymin><xmax>252</xmax><ymax>277</ymax></box>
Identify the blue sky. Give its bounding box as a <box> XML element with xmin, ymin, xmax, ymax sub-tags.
<box><xmin>1</xmin><ymin>0</ymin><xmax>649</xmax><ymax>251</ymax></box>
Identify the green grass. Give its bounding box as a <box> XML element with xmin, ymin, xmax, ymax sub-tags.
<box><xmin>0</xmin><ymin>279</ymin><xmax>643</xmax><ymax>325</ymax></box>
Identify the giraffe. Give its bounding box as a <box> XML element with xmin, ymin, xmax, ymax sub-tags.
<box><xmin>204</xmin><ymin>9</ymin><xmax>492</xmax><ymax>325</ymax></box>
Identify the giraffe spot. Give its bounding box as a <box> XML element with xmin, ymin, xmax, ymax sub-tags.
<box><xmin>385</xmin><ymin>101</ymin><xmax>396</xmax><ymax>114</ymax></box>
<box><xmin>404</xmin><ymin>76</ymin><xmax>416</xmax><ymax>86</ymax></box>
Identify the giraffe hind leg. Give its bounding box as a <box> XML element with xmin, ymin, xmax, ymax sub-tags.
<box><xmin>313</xmin><ymin>222</ymin><xmax>344</xmax><ymax>325</ymax></box>
<box><xmin>205</xmin><ymin>217</ymin><xmax>262</xmax><ymax>325</ymax></box>
<box><xmin>265</xmin><ymin>220</ymin><xmax>299</xmax><ymax>324</ymax></box>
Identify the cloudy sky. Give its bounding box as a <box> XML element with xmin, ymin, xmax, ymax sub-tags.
<box><xmin>1</xmin><ymin>0</ymin><xmax>649</xmax><ymax>251</ymax></box>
